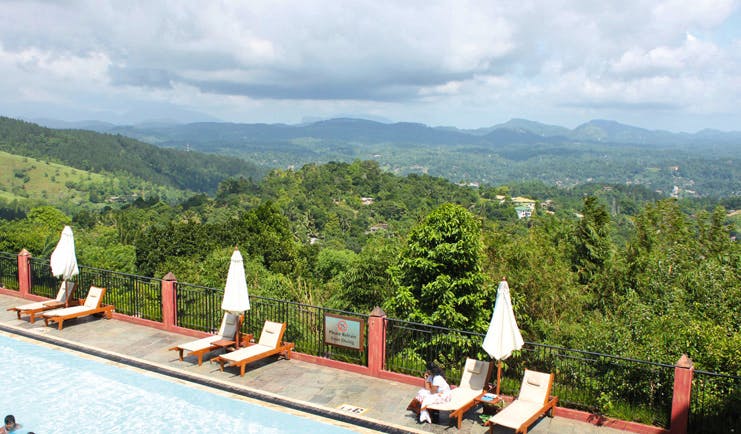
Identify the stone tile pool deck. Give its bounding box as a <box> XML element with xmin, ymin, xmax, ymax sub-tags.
<box><xmin>0</xmin><ymin>292</ymin><xmax>629</xmax><ymax>434</ymax></box>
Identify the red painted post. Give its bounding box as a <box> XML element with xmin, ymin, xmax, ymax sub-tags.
<box><xmin>367</xmin><ymin>306</ymin><xmax>387</xmax><ymax>377</ymax></box>
<box><xmin>669</xmin><ymin>354</ymin><xmax>693</xmax><ymax>434</ymax></box>
<box><xmin>17</xmin><ymin>249</ymin><xmax>32</xmax><ymax>297</ymax></box>
<box><xmin>161</xmin><ymin>272</ymin><xmax>177</xmax><ymax>331</ymax></box>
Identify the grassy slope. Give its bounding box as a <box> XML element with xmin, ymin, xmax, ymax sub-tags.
<box><xmin>0</xmin><ymin>150</ymin><xmax>189</xmax><ymax>210</ymax></box>
<box><xmin>0</xmin><ymin>117</ymin><xmax>266</xmax><ymax>194</ymax></box>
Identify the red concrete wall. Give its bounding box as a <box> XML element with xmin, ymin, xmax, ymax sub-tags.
<box><xmin>555</xmin><ymin>407</ymin><xmax>669</xmax><ymax>434</ymax></box>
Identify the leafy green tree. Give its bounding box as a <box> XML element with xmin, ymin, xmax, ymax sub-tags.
<box><xmin>314</xmin><ymin>248</ymin><xmax>356</xmax><ymax>282</ymax></box>
<box><xmin>329</xmin><ymin>236</ymin><xmax>398</xmax><ymax>312</ymax></box>
<box><xmin>485</xmin><ymin>215</ymin><xmax>585</xmax><ymax>341</ymax></box>
<box><xmin>385</xmin><ymin>203</ymin><xmax>490</xmax><ymax>331</ymax></box>
<box><xmin>572</xmin><ymin>196</ymin><xmax>612</xmax><ymax>285</ymax></box>
<box><xmin>225</xmin><ymin>202</ymin><xmax>299</xmax><ymax>276</ymax></box>
<box><xmin>76</xmin><ymin>225</ymin><xmax>137</xmax><ymax>273</ymax></box>
<box><xmin>0</xmin><ymin>206</ymin><xmax>70</xmax><ymax>255</ymax></box>
<box><xmin>134</xmin><ymin>216</ymin><xmax>217</xmax><ymax>277</ymax></box>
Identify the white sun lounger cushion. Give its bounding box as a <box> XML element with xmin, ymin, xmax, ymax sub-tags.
<box><xmin>428</xmin><ymin>358</ymin><xmax>491</xmax><ymax>412</ymax></box>
<box><xmin>518</xmin><ymin>370</ymin><xmax>552</xmax><ymax>403</ymax></box>
<box><xmin>14</xmin><ymin>301</ymin><xmax>49</xmax><ymax>311</ymax></box>
<box><xmin>43</xmin><ymin>305</ymin><xmax>91</xmax><ymax>317</ymax></box>
<box><xmin>488</xmin><ymin>400</ymin><xmax>544</xmax><ymax>429</ymax></box>
<box><xmin>178</xmin><ymin>335</ymin><xmax>223</xmax><ymax>352</ymax></box>
<box><xmin>257</xmin><ymin>321</ymin><xmax>284</xmax><ymax>348</ymax></box>
<box><xmin>428</xmin><ymin>388</ymin><xmax>482</xmax><ymax>411</ymax></box>
<box><xmin>466</xmin><ymin>358</ymin><xmax>483</xmax><ymax>374</ymax></box>
<box><xmin>14</xmin><ymin>282</ymin><xmax>74</xmax><ymax>311</ymax></box>
<box><xmin>460</xmin><ymin>359</ymin><xmax>489</xmax><ymax>391</ymax></box>
<box><xmin>83</xmin><ymin>287</ymin><xmax>104</xmax><ymax>308</ymax></box>
<box><xmin>219</xmin><ymin>344</ymin><xmax>273</xmax><ymax>362</ymax></box>
<box><xmin>216</xmin><ymin>313</ymin><xmax>239</xmax><ymax>338</ymax></box>
<box><xmin>55</xmin><ymin>281</ymin><xmax>75</xmax><ymax>302</ymax></box>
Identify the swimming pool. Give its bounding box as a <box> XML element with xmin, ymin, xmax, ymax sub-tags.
<box><xmin>0</xmin><ymin>332</ymin><xmax>361</xmax><ymax>433</ymax></box>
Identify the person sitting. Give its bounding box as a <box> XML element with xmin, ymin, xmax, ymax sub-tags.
<box><xmin>406</xmin><ymin>362</ymin><xmax>452</xmax><ymax>423</ymax></box>
<box><xmin>1</xmin><ymin>415</ymin><xmax>21</xmax><ymax>433</ymax></box>
<box><xmin>406</xmin><ymin>364</ymin><xmax>432</xmax><ymax>415</ymax></box>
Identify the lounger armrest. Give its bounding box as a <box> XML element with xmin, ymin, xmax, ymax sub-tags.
<box><xmin>546</xmin><ymin>395</ymin><xmax>558</xmax><ymax>414</ymax></box>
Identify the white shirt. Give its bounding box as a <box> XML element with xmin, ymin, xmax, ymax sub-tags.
<box><xmin>431</xmin><ymin>375</ymin><xmax>451</xmax><ymax>394</ymax></box>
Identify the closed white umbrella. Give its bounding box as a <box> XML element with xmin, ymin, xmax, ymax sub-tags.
<box><xmin>221</xmin><ymin>247</ymin><xmax>250</xmax><ymax>313</ymax></box>
<box><xmin>221</xmin><ymin>247</ymin><xmax>250</xmax><ymax>347</ymax></box>
<box><xmin>482</xmin><ymin>278</ymin><xmax>524</xmax><ymax>395</ymax></box>
<box><xmin>50</xmin><ymin>225</ymin><xmax>79</xmax><ymax>281</ymax></box>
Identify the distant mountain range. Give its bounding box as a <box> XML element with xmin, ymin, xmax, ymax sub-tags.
<box><xmin>14</xmin><ymin>115</ymin><xmax>741</xmax><ymax>198</ymax></box>
<box><xmin>31</xmin><ymin>116</ymin><xmax>741</xmax><ymax>149</ymax></box>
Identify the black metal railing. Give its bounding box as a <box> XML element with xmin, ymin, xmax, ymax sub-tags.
<box><xmin>174</xmin><ymin>282</ymin><xmax>224</xmax><ymax>332</ymax></box>
<box><xmin>29</xmin><ymin>257</ymin><xmax>58</xmax><ymax>297</ymax></box>
<box><xmin>689</xmin><ymin>369</ymin><xmax>741</xmax><ymax>434</ymax></box>
<box><xmin>0</xmin><ymin>252</ymin><xmax>19</xmax><ymax>290</ymax></box>
<box><xmin>173</xmin><ymin>284</ymin><xmax>368</xmax><ymax>365</ymax></box>
<box><xmin>246</xmin><ymin>295</ymin><xmax>368</xmax><ymax>366</ymax></box>
<box><xmin>385</xmin><ymin>318</ymin><xmax>487</xmax><ymax>380</ymax></box>
<box><xmin>511</xmin><ymin>343</ymin><xmax>674</xmax><ymax>428</ymax></box>
<box><xmin>27</xmin><ymin>257</ymin><xmax>162</xmax><ymax>321</ymax></box>
<box><xmin>385</xmin><ymin>318</ymin><xmax>674</xmax><ymax>428</ymax></box>
<box><xmin>78</xmin><ymin>265</ymin><xmax>163</xmax><ymax>321</ymax></box>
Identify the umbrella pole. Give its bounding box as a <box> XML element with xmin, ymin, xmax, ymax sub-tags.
<box><xmin>61</xmin><ymin>279</ymin><xmax>69</xmax><ymax>307</ymax></box>
<box><xmin>236</xmin><ymin>314</ymin><xmax>243</xmax><ymax>349</ymax></box>
<box><xmin>496</xmin><ymin>360</ymin><xmax>502</xmax><ymax>395</ymax></box>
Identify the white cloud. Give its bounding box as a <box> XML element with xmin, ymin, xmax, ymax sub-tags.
<box><xmin>0</xmin><ymin>0</ymin><xmax>739</xmax><ymax>130</ymax></box>
<box><xmin>0</xmin><ymin>44</ymin><xmax>111</xmax><ymax>102</ymax></box>
<box><xmin>651</xmin><ymin>0</ymin><xmax>737</xmax><ymax>31</ymax></box>
<box><xmin>610</xmin><ymin>32</ymin><xmax>722</xmax><ymax>77</ymax></box>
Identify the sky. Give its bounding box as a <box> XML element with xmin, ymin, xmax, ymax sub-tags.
<box><xmin>1</xmin><ymin>0</ymin><xmax>740</xmax><ymax>132</ymax></box>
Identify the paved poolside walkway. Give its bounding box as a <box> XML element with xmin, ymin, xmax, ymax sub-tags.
<box><xmin>0</xmin><ymin>292</ymin><xmax>629</xmax><ymax>434</ymax></box>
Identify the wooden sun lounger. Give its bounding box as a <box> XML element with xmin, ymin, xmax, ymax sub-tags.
<box><xmin>485</xmin><ymin>369</ymin><xmax>558</xmax><ymax>434</ymax></box>
<box><xmin>7</xmin><ymin>281</ymin><xmax>78</xmax><ymax>323</ymax></box>
<box><xmin>42</xmin><ymin>286</ymin><xmax>114</xmax><ymax>330</ymax></box>
<box><xmin>427</xmin><ymin>358</ymin><xmax>494</xmax><ymax>429</ymax></box>
<box><xmin>168</xmin><ymin>312</ymin><xmax>247</xmax><ymax>366</ymax></box>
<box><xmin>212</xmin><ymin>320</ymin><xmax>294</xmax><ymax>377</ymax></box>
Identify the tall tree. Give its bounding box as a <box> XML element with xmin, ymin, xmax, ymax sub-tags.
<box><xmin>329</xmin><ymin>236</ymin><xmax>398</xmax><ymax>312</ymax></box>
<box><xmin>572</xmin><ymin>196</ymin><xmax>612</xmax><ymax>285</ymax></box>
<box><xmin>385</xmin><ymin>203</ymin><xmax>490</xmax><ymax>331</ymax></box>
<box><xmin>226</xmin><ymin>202</ymin><xmax>299</xmax><ymax>276</ymax></box>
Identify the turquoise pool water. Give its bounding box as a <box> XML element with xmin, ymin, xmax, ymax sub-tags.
<box><xmin>0</xmin><ymin>333</ymin><xmax>359</xmax><ymax>433</ymax></box>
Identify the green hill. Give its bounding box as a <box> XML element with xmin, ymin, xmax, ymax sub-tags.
<box><xmin>0</xmin><ymin>117</ymin><xmax>266</xmax><ymax>193</ymax></box>
<box><xmin>0</xmin><ymin>150</ymin><xmax>190</xmax><ymax>212</ymax></box>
